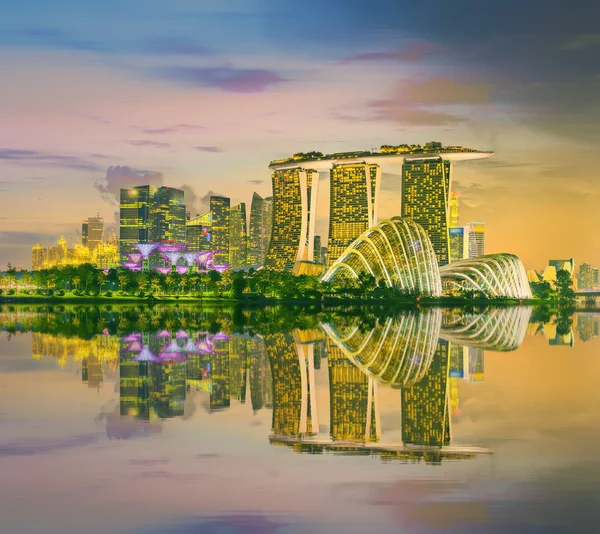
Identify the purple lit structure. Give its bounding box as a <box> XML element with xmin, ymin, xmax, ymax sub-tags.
<box><xmin>153</xmin><ymin>266</ymin><xmax>171</xmax><ymax>275</ymax></box>
<box><xmin>176</xmin><ymin>265</ymin><xmax>189</xmax><ymax>275</ymax></box>
<box><xmin>134</xmin><ymin>243</ymin><xmax>160</xmax><ymax>259</ymax></box>
<box><xmin>126</xmin><ymin>253</ymin><xmax>143</xmax><ymax>263</ymax></box>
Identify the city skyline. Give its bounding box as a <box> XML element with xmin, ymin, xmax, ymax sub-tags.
<box><xmin>0</xmin><ymin>1</ymin><xmax>597</xmax><ymax>269</ymax></box>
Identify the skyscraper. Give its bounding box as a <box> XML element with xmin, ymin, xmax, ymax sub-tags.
<box><xmin>467</xmin><ymin>222</ymin><xmax>485</xmax><ymax>258</ymax></box>
<box><xmin>31</xmin><ymin>244</ymin><xmax>46</xmax><ymax>270</ymax></box>
<box><xmin>449</xmin><ymin>191</ymin><xmax>460</xmax><ymax>228</ymax></box>
<box><xmin>401</xmin><ymin>157</ymin><xmax>451</xmax><ymax>266</ymax></box>
<box><xmin>82</xmin><ymin>215</ymin><xmax>104</xmax><ymax>251</ymax></box>
<box><xmin>186</xmin><ymin>212</ymin><xmax>212</xmax><ymax>251</ymax></box>
<box><xmin>248</xmin><ymin>193</ymin><xmax>273</xmax><ymax>265</ymax></box>
<box><xmin>265</xmin><ymin>168</ymin><xmax>319</xmax><ymax>272</ymax></box>
<box><xmin>119</xmin><ymin>185</ymin><xmax>158</xmax><ymax>259</ymax></box>
<box><xmin>449</xmin><ymin>227</ymin><xmax>467</xmax><ymax>263</ymax></box>
<box><xmin>152</xmin><ymin>187</ymin><xmax>186</xmax><ymax>243</ymax></box>
<box><xmin>210</xmin><ymin>196</ymin><xmax>230</xmax><ymax>265</ymax></box>
<box><xmin>229</xmin><ymin>203</ymin><xmax>248</xmax><ymax>268</ymax></box>
<box><xmin>327</xmin><ymin>162</ymin><xmax>380</xmax><ymax>267</ymax></box>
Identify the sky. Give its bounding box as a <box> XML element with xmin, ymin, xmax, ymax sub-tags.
<box><xmin>0</xmin><ymin>0</ymin><xmax>598</xmax><ymax>269</ymax></box>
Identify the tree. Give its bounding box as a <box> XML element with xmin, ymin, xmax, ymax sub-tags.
<box><xmin>530</xmin><ymin>280</ymin><xmax>553</xmax><ymax>300</ymax></box>
<box><xmin>555</xmin><ymin>269</ymin><xmax>575</xmax><ymax>301</ymax></box>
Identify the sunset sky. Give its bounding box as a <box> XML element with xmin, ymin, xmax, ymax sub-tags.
<box><xmin>0</xmin><ymin>0</ymin><xmax>598</xmax><ymax>269</ymax></box>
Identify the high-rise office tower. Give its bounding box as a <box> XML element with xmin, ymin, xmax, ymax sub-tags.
<box><xmin>82</xmin><ymin>215</ymin><xmax>104</xmax><ymax>252</ymax></box>
<box><xmin>327</xmin><ymin>162</ymin><xmax>381</xmax><ymax>267</ymax></box>
<box><xmin>210</xmin><ymin>196</ymin><xmax>230</xmax><ymax>265</ymax></box>
<box><xmin>229</xmin><ymin>203</ymin><xmax>248</xmax><ymax>268</ymax></box>
<box><xmin>449</xmin><ymin>191</ymin><xmax>460</xmax><ymax>228</ymax></box>
<box><xmin>152</xmin><ymin>187</ymin><xmax>186</xmax><ymax>243</ymax></box>
<box><xmin>265</xmin><ymin>168</ymin><xmax>319</xmax><ymax>272</ymax></box>
<box><xmin>57</xmin><ymin>236</ymin><xmax>68</xmax><ymax>265</ymax></box>
<box><xmin>31</xmin><ymin>244</ymin><xmax>46</xmax><ymax>270</ymax></box>
<box><xmin>186</xmin><ymin>212</ymin><xmax>212</xmax><ymax>251</ymax></box>
<box><xmin>401</xmin><ymin>157</ymin><xmax>451</xmax><ymax>266</ymax></box>
<box><xmin>401</xmin><ymin>339</ymin><xmax>450</xmax><ymax>447</ymax></box>
<box><xmin>119</xmin><ymin>185</ymin><xmax>158</xmax><ymax>259</ymax></box>
<box><xmin>449</xmin><ymin>227</ymin><xmax>468</xmax><ymax>263</ymax></box>
<box><xmin>313</xmin><ymin>235</ymin><xmax>323</xmax><ymax>264</ymax></box>
<box><xmin>248</xmin><ymin>193</ymin><xmax>273</xmax><ymax>265</ymax></box>
<box><xmin>467</xmin><ymin>222</ymin><xmax>485</xmax><ymax>258</ymax></box>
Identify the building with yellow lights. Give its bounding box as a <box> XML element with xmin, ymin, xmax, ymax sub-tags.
<box><xmin>229</xmin><ymin>203</ymin><xmax>248</xmax><ymax>268</ymax></box>
<box><xmin>265</xmin><ymin>168</ymin><xmax>319</xmax><ymax>272</ymax></box>
<box><xmin>248</xmin><ymin>192</ymin><xmax>273</xmax><ymax>266</ymax></box>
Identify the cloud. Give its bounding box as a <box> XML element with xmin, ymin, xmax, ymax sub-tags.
<box><xmin>94</xmin><ymin>166</ymin><xmax>164</xmax><ymax>206</ymax></box>
<box><xmin>0</xmin><ymin>434</ymin><xmax>100</xmax><ymax>457</ymax></box>
<box><xmin>194</xmin><ymin>146</ymin><xmax>223</xmax><ymax>153</ymax></box>
<box><xmin>128</xmin><ymin>458</ymin><xmax>169</xmax><ymax>466</ymax></box>
<box><xmin>143</xmin><ymin>37</ymin><xmax>210</xmax><ymax>56</ymax></box>
<box><xmin>367</xmin><ymin>77</ymin><xmax>493</xmax><ymax>125</ymax></box>
<box><xmin>127</xmin><ymin>140</ymin><xmax>171</xmax><ymax>148</ymax></box>
<box><xmin>156</xmin><ymin>67</ymin><xmax>288</xmax><ymax>93</ymax></box>
<box><xmin>0</xmin><ymin>148</ymin><xmax>103</xmax><ymax>172</ymax></box>
<box><xmin>137</xmin><ymin>470</ymin><xmax>205</xmax><ymax>483</ymax></box>
<box><xmin>247</xmin><ymin>180</ymin><xmax>264</xmax><ymax>184</ymax></box>
<box><xmin>140</xmin><ymin>124</ymin><xmax>204</xmax><ymax>134</ymax></box>
<box><xmin>19</xmin><ymin>27</ymin><xmax>106</xmax><ymax>53</ymax></box>
<box><xmin>559</xmin><ymin>34</ymin><xmax>600</xmax><ymax>51</ymax></box>
<box><xmin>145</xmin><ymin>514</ymin><xmax>296</xmax><ymax>534</ymax></box>
<box><xmin>341</xmin><ymin>40</ymin><xmax>448</xmax><ymax>64</ymax></box>
<box><xmin>0</xmin><ymin>231</ymin><xmax>58</xmax><ymax>246</ymax></box>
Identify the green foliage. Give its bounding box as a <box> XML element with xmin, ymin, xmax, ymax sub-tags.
<box><xmin>555</xmin><ymin>269</ymin><xmax>575</xmax><ymax>301</ymax></box>
<box><xmin>530</xmin><ymin>281</ymin><xmax>553</xmax><ymax>300</ymax></box>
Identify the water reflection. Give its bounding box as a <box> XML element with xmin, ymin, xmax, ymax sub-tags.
<box><xmin>2</xmin><ymin>304</ymin><xmax>593</xmax><ymax>465</ymax></box>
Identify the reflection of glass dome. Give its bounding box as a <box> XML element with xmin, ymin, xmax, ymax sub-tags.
<box><xmin>440</xmin><ymin>306</ymin><xmax>532</xmax><ymax>351</ymax></box>
<box><xmin>322</xmin><ymin>217</ymin><xmax>442</xmax><ymax>296</ymax></box>
<box><xmin>321</xmin><ymin>309</ymin><xmax>442</xmax><ymax>387</ymax></box>
<box><xmin>439</xmin><ymin>254</ymin><xmax>532</xmax><ymax>299</ymax></box>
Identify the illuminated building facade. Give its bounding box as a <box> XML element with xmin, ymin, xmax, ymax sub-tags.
<box><xmin>467</xmin><ymin>222</ymin><xmax>485</xmax><ymax>258</ymax></box>
<box><xmin>449</xmin><ymin>226</ymin><xmax>467</xmax><ymax>263</ymax></box>
<box><xmin>249</xmin><ymin>337</ymin><xmax>273</xmax><ymax>412</ymax></box>
<box><xmin>327</xmin><ymin>343</ymin><xmax>379</xmax><ymax>443</ymax></box>
<box><xmin>119</xmin><ymin>185</ymin><xmax>158</xmax><ymax>259</ymax></box>
<box><xmin>313</xmin><ymin>235</ymin><xmax>323</xmax><ymax>264</ymax></box>
<box><xmin>186</xmin><ymin>212</ymin><xmax>212</xmax><ymax>251</ymax></box>
<box><xmin>248</xmin><ymin>192</ymin><xmax>273</xmax><ymax>265</ymax></box>
<box><xmin>327</xmin><ymin>163</ymin><xmax>380</xmax><ymax>268</ymax></box>
<box><xmin>449</xmin><ymin>191</ymin><xmax>460</xmax><ymax>227</ymax></box>
<box><xmin>229</xmin><ymin>203</ymin><xmax>248</xmax><ymax>268</ymax></box>
<box><xmin>209</xmin><ymin>336</ymin><xmax>231</xmax><ymax>411</ymax></box>
<box><xmin>401</xmin><ymin>340</ymin><xmax>451</xmax><ymax>447</ymax></box>
<box><xmin>152</xmin><ymin>187</ymin><xmax>187</xmax><ymax>244</ymax></box>
<box><xmin>577</xmin><ymin>263</ymin><xmax>598</xmax><ymax>290</ymax></box>
<box><xmin>401</xmin><ymin>157</ymin><xmax>451</xmax><ymax>266</ymax></box>
<box><xmin>82</xmin><ymin>215</ymin><xmax>104</xmax><ymax>251</ymax></box>
<box><xmin>265</xmin><ymin>168</ymin><xmax>319</xmax><ymax>272</ymax></box>
<box><xmin>210</xmin><ymin>196</ymin><xmax>230</xmax><ymax>265</ymax></box>
<box><xmin>32</xmin><ymin>244</ymin><xmax>45</xmax><ymax>270</ymax></box>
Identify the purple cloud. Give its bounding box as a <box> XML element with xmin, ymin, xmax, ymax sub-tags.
<box><xmin>0</xmin><ymin>148</ymin><xmax>103</xmax><ymax>172</ymax></box>
<box><xmin>0</xmin><ymin>434</ymin><xmax>100</xmax><ymax>456</ymax></box>
<box><xmin>194</xmin><ymin>146</ymin><xmax>223</xmax><ymax>153</ymax></box>
<box><xmin>140</xmin><ymin>124</ymin><xmax>204</xmax><ymax>134</ymax></box>
<box><xmin>341</xmin><ymin>40</ymin><xmax>448</xmax><ymax>64</ymax></box>
<box><xmin>127</xmin><ymin>140</ymin><xmax>171</xmax><ymax>148</ymax></box>
<box><xmin>157</xmin><ymin>67</ymin><xmax>288</xmax><ymax>93</ymax></box>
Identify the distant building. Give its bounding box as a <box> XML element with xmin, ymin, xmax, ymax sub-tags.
<box><xmin>248</xmin><ymin>193</ymin><xmax>273</xmax><ymax>266</ymax></box>
<box><xmin>327</xmin><ymin>162</ymin><xmax>380</xmax><ymax>267</ymax></box>
<box><xmin>449</xmin><ymin>226</ymin><xmax>467</xmax><ymax>263</ymax></box>
<box><xmin>577</xmin><ymin>263</ymin><xmax>597</xmax><ymax>290</ymax></box>
<box><xmin>542</xmin><ymin>258</ymin><xmax>575</xmax><ymax>283</ymax></box>
<box><xmin>313</xmin><ymin>235</ymin><xmax>323</xmax><ymax>264</ymax></box>
<box><xmin>402</xmin><ymin>157</ymin><xmax>451</xmax><ymax>266</ymax></box>
<box><xmin>31</xmin><ymin>244</ymin><xmax>46</xmax><ymax>270</ymax></box>
<box><xmin>186</xmin><ymin>212</ymin><xmax>212</xmax><ymax>251</ymax></box>
<box><xmin>449</xmin><ymin>192</ymin><xmax>460</xmax><ymax>228</ymax></box>
<box><xmin>467</xmin><ymin>222</ymin><xmax>485</xmax><ymax>258</ymax></box>
<box><xmin>119</xmin><ymin>185</ymin><xmax>186</xmax><ymax>259</ymax></box>
<box><xmin>229</xmin><ymin>203</ymin><xmax>248</xmax><ymax>268</ymax></box>
<box><xmin>210</xmin><ymin>196</ymin><xmax>231</xmax><ymax>265</ymax></box>
<box><xmin>265</xmin><ymin>168</ymin><xmax>319</xmax><ymax>272</ymax></box>
<box><xmin>82</xmin><ymin>215</ymin><xmax>104</xmax><ymax>252</ymax></box>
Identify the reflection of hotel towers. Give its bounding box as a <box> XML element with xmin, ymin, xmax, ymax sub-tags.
<box><xmin>401</xmin><ymin>157</ymin><xmax>451</xmax><ymax>266</ymax></box>
<box><xmin>208</xmin><ymin>336</ymin><xmax>231</xmax><ymax>411</ymax></box>
<box><xmin>249</xmin><ymin>337</ymin><xmax>273</xmax><ymax>411</ymax></box>
<box><xmin>327</xmin><ymin>342</ymin><xmax>380</xmax><ymax>443</ymax></box>
<box><xmin>327</xmin><ymin>163</ymin><xmax>381</xmax><ymax>268</ymax></box>
<box><xmin>265</xmin><ymin>332</ymin><xmax>319</xmax><ymax>436</ymax></box>
<box><xmin>265</xmin><ymin>168</ymin><xmax>320</xmax><ymax>271</ymax></box>
<box><xmin>401</xmin><ymin>340</ymin><xmax>451</xmax><ymax>447</ymax></box>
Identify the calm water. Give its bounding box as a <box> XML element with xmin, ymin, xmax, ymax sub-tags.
<box><xmin>1</xmin><ymin>305</ymin><xmax>599</xmax><ymax>534</ymax></box>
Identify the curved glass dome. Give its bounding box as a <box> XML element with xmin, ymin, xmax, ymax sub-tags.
<box><xmin>322</xmin><ymin>217</ymin><xmax>442</xmax><ymax>297</ymax></box>
<box><xmin>439</xmin><ymin>254</ymin><xmax>532</xmax><ymax>299</ymax></box>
